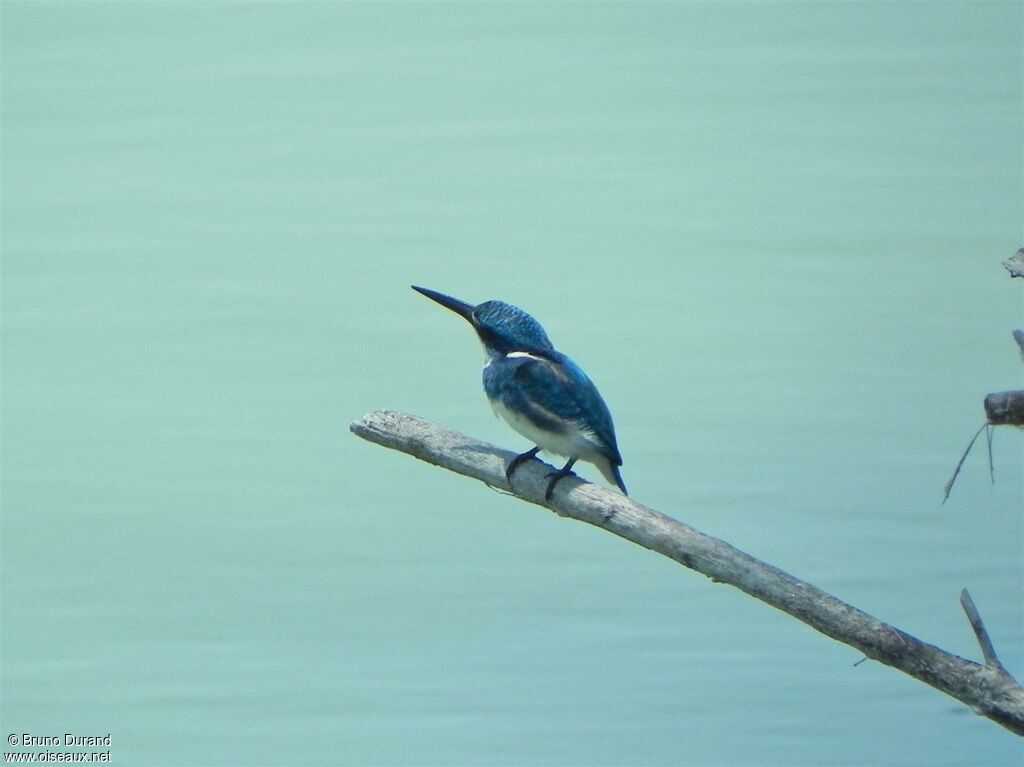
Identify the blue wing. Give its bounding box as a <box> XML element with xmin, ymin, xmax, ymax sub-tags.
<box><xmin>494</xmin><ymin>352</ymin><xmax>622</xmax><ymax>466</ymax></box>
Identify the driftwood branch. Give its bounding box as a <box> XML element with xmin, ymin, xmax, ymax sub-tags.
<box><xmin>351</xmin><ymin>409</ymin><xmax>1024</xmax><ymax>736</ymax></box>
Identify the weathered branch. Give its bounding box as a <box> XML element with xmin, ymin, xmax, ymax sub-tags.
<box><xmin>351</xmin><ymin>409</ymin><xmax>1024</xmax><ymax>736</ymax></box>
<box><xmin>985</xmin><ymin>390</ymin><xmax>1024</xmax><ymax>426</ymax></box>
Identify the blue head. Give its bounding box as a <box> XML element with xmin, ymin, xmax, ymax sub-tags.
<box><xmin>412</xmin><ymin>286</ymin><xmax>555</xmax><ymax>357</ymax></box>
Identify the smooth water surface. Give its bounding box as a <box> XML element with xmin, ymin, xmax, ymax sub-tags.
<box><xmin>3</xmin><ymin>3</ymin><xmax>1022</xmax><ymax>766</ymax></box>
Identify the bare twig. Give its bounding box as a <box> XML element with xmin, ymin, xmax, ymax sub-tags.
<box><xmin>351</xmin><ymin>409</ymin><xmax>1024</xmax><ymax>736</ymax></box>
<box><xmin>986</xmin><ymin>426</ymin><xmax>995</xmax><ymax>485</ymax></box>
<box><xmin>943</xmin><ymin>422</ymin><xmax>990</xmax><ymax>504</ymax></box>
<box><xmin>960</xmin><ymin>589</ymin><xmax>1011</xmax><ymax>676</ymax></box>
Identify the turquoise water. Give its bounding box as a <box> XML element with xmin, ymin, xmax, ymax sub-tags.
<box><xmin>3</xmin><ymin>3</ymin><xmax>1022</xmax><ymax>765</ymax></box>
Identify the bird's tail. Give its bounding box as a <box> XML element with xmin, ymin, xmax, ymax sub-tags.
<box><xmin>597</xmin><ymin>457</ymin><xmax>628</xmax><ymax>496</ymax></box>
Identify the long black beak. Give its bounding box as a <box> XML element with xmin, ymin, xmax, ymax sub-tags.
<box><xmin>411</xmin><ymin>285</ymin><xmax>476</xmax><ymax>324</ymax></box>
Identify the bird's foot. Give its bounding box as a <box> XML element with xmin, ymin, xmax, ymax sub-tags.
<box><xmin>544</xmin><ymin>459</ymin><xmax>579</xmax><ymax>501</ymax></box>
<box><xmin>505</xmin><ymin>446</ymin><xmax>541</xmax><ymax>485</ymax></box>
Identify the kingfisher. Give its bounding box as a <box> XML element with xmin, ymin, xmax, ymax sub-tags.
<box><xmin>412</xmin><ymin>285</ymin><xmax>627</xmax><ymax>500</ymax></box>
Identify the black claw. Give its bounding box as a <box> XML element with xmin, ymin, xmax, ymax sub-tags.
<box><xmin>544</xmin><ymin>459</ymin><xmax>578</xmax><ymax>501</ymax></box>
<box><xmin>506</xmin><ymin>446</ymin><xmax>541</xmax><ymax>484</ymax></box>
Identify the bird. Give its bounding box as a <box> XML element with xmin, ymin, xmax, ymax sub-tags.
<box><xmin>411</xmin><ymin>285</ymin><xmax>627</xmax><ymax>500</ymax></box>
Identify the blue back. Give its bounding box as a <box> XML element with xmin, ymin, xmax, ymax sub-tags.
<box><xmin>484</xmin><ymin>349</ymin><xmax>622</xmax><ymax>466</ymax></box>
